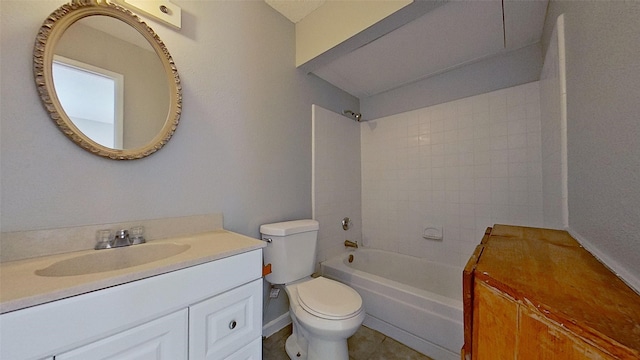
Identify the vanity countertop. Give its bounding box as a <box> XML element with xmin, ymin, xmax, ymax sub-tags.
<box><xmin>0</xmin><ymin>230</ymin><xmax>265</xmax><ymax>314</ymax></box>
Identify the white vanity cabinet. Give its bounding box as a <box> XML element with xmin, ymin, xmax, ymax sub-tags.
<box><xmin>189</xmin><ymin>279</ymin><xmax>262</xmax><ymax>359</ymax></box>
<box><xmin>225</xmin><ymin>337</ymin><xmax>262</xmax><ymax>360</ymax></box>
<box><xmin>0</xmin><ymin>249</ymin><xmax>263</xmax><ymax>360</ymax></box>
<box><xmin>55</xmin><ymin>309</ymin><xmax>188</xmax><ymax>360</ymax></box>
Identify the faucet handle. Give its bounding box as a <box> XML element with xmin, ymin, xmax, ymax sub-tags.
<box><xmin>130</xmin><ymin>226</ymin><xmax>146</xmax><ymax>245</ymax></box>
<box><xmin>95</xmin><ymin>229</ymin><xmax>113</xmax><ymax>250</ymax></box>
<box><xmin>342</xmin><ymin>217</ymin><xmax>351</xmax><ymax>230</ymax></box>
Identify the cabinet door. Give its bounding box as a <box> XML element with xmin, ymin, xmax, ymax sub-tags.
<box><xmin>55</xmin><ymin>309</ymin><xmax>187</xmax><ymax>360</ymax></box>
<box><xmin>225</xmin><ymin>337</ymin><xmax>261</xmax><ymax>360</ymax></box>
<box><xmin>472</xmin><ymin>282</ymin><xmax>518</xmax><ymax>360</ymax></box>
<box><xmin>518</xmin><ymin>307</ymin><xmax>614</xmax><ymax>360</ymax></box>
<box><xmin>189</xmin><ymin>279</ymin><xmax>262</xmax><ymax>360</ymax></box>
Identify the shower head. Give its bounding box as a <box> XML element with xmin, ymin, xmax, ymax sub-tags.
<box><xmin>343</xmin><ymin>110</ymin><xmax>364</xmax><ymax>122</ymax></box>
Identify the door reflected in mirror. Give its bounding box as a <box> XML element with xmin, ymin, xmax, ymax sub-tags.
<box><xmin>53</xmin><ymin>15</ymin><xmax>169</xmax><ymax>150</ymax></box>
<box><xmin>53</xmin><ymin>56</ymin><xmax>124</xmax><ymax>149</ymax></box>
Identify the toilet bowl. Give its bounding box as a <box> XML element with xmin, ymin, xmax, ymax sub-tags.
<box><xmin>260</xmin><ymin>220</ymin><xmax>365</xmax><ymax>360</ymax></box>
<box><xmin>284</xmin><ymin>277</ymin><xmax>365</xmax><ymax>360</ymax></box>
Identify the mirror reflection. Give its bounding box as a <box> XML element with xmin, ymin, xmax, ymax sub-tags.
<box><xmin>53</xmin><ymin>16</ymin><xmax>169</xmax><ymax>150</ymax></box>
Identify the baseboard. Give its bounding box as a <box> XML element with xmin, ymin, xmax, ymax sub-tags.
<box><xmin>262</xmin><ymin>312</ymin><xmax>291</xmax><ymax>338</ymax></box>
<box><xmin>364</xmin><ymin>315</ymin><xmax>459</xmax><ymax>360</ymax></box>
<box><xmin>567</xmin><ymin>227</ymin><xmax>640</xmax><ymax>295</ymax></box>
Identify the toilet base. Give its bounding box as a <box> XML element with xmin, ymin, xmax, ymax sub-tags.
<box><xmin>285</xmin><ymin>328</ymin><xmax>349</xmax><ymax>360</ymax></box>
<box><xmin>285</xmin><ymin>334</ymin><xmax>306</xmax><ymax>359</ymax></box>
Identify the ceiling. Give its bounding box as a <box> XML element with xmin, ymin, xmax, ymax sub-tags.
<box><xmin>267</xmin><ymin>0</ymin><xmax>548</xmax><ymax>99</ymax></box>
<box><xmin>81</xmin><ymin>16</ymin><xmax>154</xmax><ymax>51</ymax></box>
<box><xmin>265</xmin><ymin>0</ymin><xmax>326</xmax><ymax>23</ymax></box>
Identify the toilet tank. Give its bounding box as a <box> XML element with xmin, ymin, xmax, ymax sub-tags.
<box><xmin>260</xmin><ymin>219</ymin><xmax>319</xmax><ymax>284</ymax></box>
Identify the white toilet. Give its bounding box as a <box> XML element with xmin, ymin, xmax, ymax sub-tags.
<box><xmin>261</xmin><ymin>219</ymin><xmax>365</xmax><ymax>360</ymax></box>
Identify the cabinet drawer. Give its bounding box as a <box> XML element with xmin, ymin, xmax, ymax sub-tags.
<box><xmin>56</xmin><ymin>309</ymin><xmax>187</xmax><ymax>360</ymax></box>
<box><xmin>189</xmin><ymin>279</ymin><xmax>262</xmax><ymax>360</ymax></box>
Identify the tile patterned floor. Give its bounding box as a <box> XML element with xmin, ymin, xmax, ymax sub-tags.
<box><xmin>263</xmin><ymin>325</ymin><xmax>434</xmax><ymax>360</ymax></box>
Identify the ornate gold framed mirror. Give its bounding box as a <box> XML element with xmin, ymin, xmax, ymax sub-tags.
<box><xmin>34</xmin><ymin>0</ymin><xmax>181</xmax><ymax>160</ymax></box>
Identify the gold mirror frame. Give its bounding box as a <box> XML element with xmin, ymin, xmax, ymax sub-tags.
<box><xmin>34</xmin><ymin>0</ymin><xmax>182</xmax><ymax>160</ymax></box>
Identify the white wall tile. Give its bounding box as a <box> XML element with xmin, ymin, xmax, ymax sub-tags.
<box><xmin>313</xmin><ymin>105</ymin><xmax>362</xmax><ymax>264</ymax></box>
<box><xmin>361</xmin><ymin>82</ymin><xmax>543</xmax><ymax>267</ymax></box>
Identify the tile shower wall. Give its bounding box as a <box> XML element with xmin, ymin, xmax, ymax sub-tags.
<box><xmin>312</xmin><ymin>105</ymin><xmax>362</xmax><ymax>265</ymax></box>
<box><xmin>361</xmin><ymin>82</ymin><xmax>543</xmax><ymax>267</ymax></box>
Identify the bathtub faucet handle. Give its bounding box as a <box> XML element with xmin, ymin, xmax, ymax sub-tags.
<box><xmin>342</xmin><ymin>217</ymin><xmax>351</xmax><ymax>230</ymax></box>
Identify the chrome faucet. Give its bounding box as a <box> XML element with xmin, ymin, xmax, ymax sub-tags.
<box><xmin>111</xmin><ymin>229</ymin><xmax>131</xmax><ymax>248</ymax></box>
<box><xmin>95</xmin><ymin>228</ymin><xmax>146</xmax><ymax>249</ymax></box>
<box><xmin>344</xmin><ymin>240</ymin><xmax>358</xmax><ymax>249</ymax></box>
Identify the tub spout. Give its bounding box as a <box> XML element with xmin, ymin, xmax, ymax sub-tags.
<box><xmin>344</xmin><ymin>240</ymin><xmax>358</xmax><ymax>248</ymax></box>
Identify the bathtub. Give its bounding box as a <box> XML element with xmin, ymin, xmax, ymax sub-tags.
<box><xmin>321</xmin><ymin>249</ymin><xmax>463</xmax><ymax>360</ymax></box>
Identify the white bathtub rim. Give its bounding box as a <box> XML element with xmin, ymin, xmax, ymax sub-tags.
<box><xmin>321</xmin><ymin>251</ymin><xmax>463</xmax><ymax>310</ymax></box>
<box><xmin>347</xmin><ymin>280</ymin><xmax>463</xmax><ymax>353</ymax></box>
<box><xmin>321</xmin><ymin>249</ymin><xmax>464</xmax><ymax>358</ymax></box>
<box><xmin>331</xmin><ymin>248</ymin><xmax>463</xmax><ymax>273</ymax></box>
<box><xmin>322</xmin><ymin>265</ymin><xmax>462</xmax><ymax>323</ymax></box>
<box><xmin>323</xmin><ymin>249</ymin><xmax>463</xmax><ymax>302</ymax></box>
<box><xmin>347</xmin><ymin>280</ymin><xmax>463</xmax><ymax>327</ymax></box>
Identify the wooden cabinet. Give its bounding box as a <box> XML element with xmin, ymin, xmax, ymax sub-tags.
<box><xmin>462</xmin><ymin>225</ymin><xmax>640</xmax><ymax>360</ymax></box>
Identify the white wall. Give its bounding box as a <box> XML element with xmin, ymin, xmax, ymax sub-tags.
<box><xmin>361</xmin><ymin>82</ymin><xmax>543</xmax><ymax>267</ymax></box>
<box><xmin>542</xmin><ymin>1</ymin><xmax>640</xmax><ymax>291</ymax></box>
<box><xmin>312</xmin><ymin>105</ymin><xmax>362</xmax><ymax>264</ymax></box>
<box><xmin>0</xmin><ymin>1</ymin><xmax>358</xmax><ymax>239</ymax></box>
<box><xmin>296</xmin><ymin>1</ymin><xmax>411</xmax><ymax>67</ymax></box>
<box><xmin>539</xmin><ymin>15</ymin><xmax>567</xmax><ymax>230</ymax></box>
<box><xmin>361</xmin><ymin>43</ymin><xmax>542</xmax><ymax>120</ymax></box>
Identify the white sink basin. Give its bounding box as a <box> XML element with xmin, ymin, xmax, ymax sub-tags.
<box><xmin>35</xmin><ymin>243</ymin><xmax>191</xmax><ymax>277</ymax></box>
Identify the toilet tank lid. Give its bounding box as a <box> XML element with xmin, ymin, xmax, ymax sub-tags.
<box><xmin>260</xmin><ymin>219</ymin><xmax>319</xmax><ymax>236</ymax></box>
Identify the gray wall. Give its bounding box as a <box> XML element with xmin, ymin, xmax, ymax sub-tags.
<box><xmin>539</xmin><ymin>15</ymin><xmax>566</xmax><ymax>230</ymax></box>
<box><xmin>542</xmin><ymin>1</ymin><xmax>640</xmax><ymax>289</ymax></box>
<box><xmin>361</xmin><ymin>43</ymin><xmax>543</xmax><ymax>120</ymax></box>
<box><xmin>0</xmin><ymin>1</ymin><xmax>358</xmax><ymax>240</ymax></box>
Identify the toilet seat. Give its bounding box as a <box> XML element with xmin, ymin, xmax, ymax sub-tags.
<box><xmin>296</xmin><ymin>277</ymin><xmax>362</xmax><ymax>320</ymax></box>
